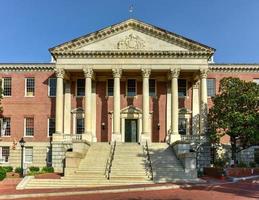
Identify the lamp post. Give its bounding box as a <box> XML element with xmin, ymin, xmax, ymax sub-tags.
<box><xmin>19</xmin><ymin>137</ymin><xmax>25</xmax><ymax>177</ymax></box>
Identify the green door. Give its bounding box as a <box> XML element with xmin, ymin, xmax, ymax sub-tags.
<box><xmin>125</xmin><ymin>119</ymin><xmax>138</xmax><ymax>142</ymax></box>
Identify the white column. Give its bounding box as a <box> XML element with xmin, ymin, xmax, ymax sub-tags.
<box><xmin>200</xmin><ymin>69</ymin><xmax>208</xmax><ymax>135</ymax></box>
<box><xmin>192</xmin><ymin>80</ymin><xmax>200</xmax><ymax>135</ymax></box>
<box><xmin>170</xmin><ymin>68</ymin><xmax>181</xmax><ymax>143</ymax></box>
<box><xmin>55</xmin><ymin>68</ymin><xmax>65</xmax><ymax>136</ymax></box>
<box><xmin>112</xmin><ymin>68</ymin><xmax>122</xmax><ymax>142</ymax></box>
<box><xmin>64</xmin><ymin>81</ymin><xmax>71</xmax><ymax>135</ymax></box>
<box><xmin>141</xmin><ymin>68</ymin><xmax>151</xmax><ymax>143</ymax></box>
<box><xmin>83</xmin><ymin>67</ymin><xmax>94</xmax><ymax>141</ymax></box>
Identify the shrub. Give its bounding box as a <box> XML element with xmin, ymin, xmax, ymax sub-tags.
<box><xmin>0</xmin><ymin>168</ymin><xmax>6</xmax><ymax>181</ymax></box>
<box><xmin>214</xmin><ymin>158</ymin><xmax>227</xmax><ymax>168</ymax></box>
<box><xmin>29</xmin><ymin>166</ymin><xmax>40</xmax><ymax>172</ymax></box>
<box><xmin>237</xmin><ymin>161</ymin><xmax>247</xmax><ymax>168</ymax></box>
<box><xmin>15</xmin><ymin>167</ymin><xmax>22</xmax><ymax>174</ymax></box>
<box><xmin>249</xmin><ymin>161</ymin><xmax>256</xmax><ymax>168</ymax></box>
<box><xmin>2</xmin><ymin>166</ymin><xmax>13</xmax><ymax>173</ymax></box>
<box><xmin>41</xmin><ymin>166</ymin><xmax>54</xmax><ymax>173</ymax></box>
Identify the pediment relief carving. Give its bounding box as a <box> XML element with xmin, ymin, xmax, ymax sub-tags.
<box><xmin>117</xmin><ymin>34</ymin><xmax>145</xmax><ymax>50</ymax></box>
<box><xmin>120</xmin><ymin>106</ymin><xmax>142</xmax><ymax>114</ymax></box>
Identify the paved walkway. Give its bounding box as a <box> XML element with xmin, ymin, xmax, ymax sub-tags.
<box><xmin>0</xmin><ymin>177</ymin><xmax>258</xmax><ymax>200</ymax></box>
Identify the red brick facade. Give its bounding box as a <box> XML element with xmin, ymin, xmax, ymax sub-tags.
<box><xmin>1</xmin><ymin>69</ymin><xmax>258</xmax><ymax>145</ymax></box>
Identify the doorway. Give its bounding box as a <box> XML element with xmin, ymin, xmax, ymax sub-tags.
<box><xmin>125</xmin><ymin>119</ymin><xmax>138</xmax><ymax>142</ymax></box>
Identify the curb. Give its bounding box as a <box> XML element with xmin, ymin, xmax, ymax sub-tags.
<box><xmin>0</xmin><ymin>185</ymin><xmax>182</xmax><ymax>199</ymax></box>
<box><xmin>228</xmin><ymin>175</ymin><xmax>259</xmax><ymax>182</ymax></box>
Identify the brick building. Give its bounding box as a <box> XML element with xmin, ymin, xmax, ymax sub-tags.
<box><xmin>0</xmin><ymin>19</ymin><xmax>258</xmax><ymax>173</ymax></box>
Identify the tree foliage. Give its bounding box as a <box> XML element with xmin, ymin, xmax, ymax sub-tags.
<box><xmin>208</xmin><ymin>77</ymin><xmax>259</xmax><ymax>162</ymax></box>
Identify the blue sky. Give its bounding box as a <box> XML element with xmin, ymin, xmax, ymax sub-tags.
<box><xmin>0</xmin><ymin>0</ymin><xmax>259</xmax><ymax>63</ymax></box>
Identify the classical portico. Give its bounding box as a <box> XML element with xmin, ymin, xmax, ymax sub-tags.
<box><xmin>50</xmin><ymin>18</ymin><xmax>214</xmax><ymax>171</ymax></box>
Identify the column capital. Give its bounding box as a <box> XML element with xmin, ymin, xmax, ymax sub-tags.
<box><xmin>112</xmin><ymin>68</ymin><xmax>122</xmax><ymax>78</ymax></box>
<box><xmin>141</xmin><ymin>68</ymin><xmax>151</xmax><ymax>78</ymax></box>
<box><xmin>200</xmin><ymin>69</ymin><xmax>208</xmax><ymax>79</ymax></box>
<box><xmin>169</xmin><ymin>68</ymin><xmax>180</xmax><ymax>79</ymax></box>
<box><xmin>193</xmin><ymin>80</ymin><xmax>200</xmax><ymax>89</ymax></box>
<box><xmin>55</xmin><ymin>68</ymin><xmax>65</xmax><ymax>79</ymax></box>
<box><xmin>83</xmin><ymin>67</ymin><xmax>94</xmax><ymax>79</ymax></box>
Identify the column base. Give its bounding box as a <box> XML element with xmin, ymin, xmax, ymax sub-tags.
<box><xmin>52</xmin><ymin>133</ymin><xmax>64</xmax><ymax>142</ymax></box>
<box><xmin>170</xmin><ymin>132</ymin><xmax>181</xmax><ymax>144</ymax></box>
<box><xmin>141</xmin><ymin>132</ymin><xmax>151</xmax><ymax>144</ymax></box>
<box><xmin>112</xmin><ymin>132</ymin><xmax>121</xmax><ymax>142</ymax></box>
<box><xmin>82</xmin><ymin>132</ymin><xmax>92</xmax><ymax>142</ymax></box>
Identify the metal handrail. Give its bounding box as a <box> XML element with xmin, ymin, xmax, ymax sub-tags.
<box><xmin>145</xmin><ymin>141</ymin><xmax>153</xmax><ymax>180</ymax></box>
<box><xmin>104</xmin><ymin>141</ymin><xmax>116</xmax><ymax>179</ymax></box>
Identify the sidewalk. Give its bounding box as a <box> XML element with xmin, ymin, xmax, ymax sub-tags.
<box><xmin>0</xmin><ymin>177</ymin><xmax>231</xmax><ymax>200</ymax></box>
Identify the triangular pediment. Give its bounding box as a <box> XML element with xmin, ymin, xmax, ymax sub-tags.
<box><xmin>121</xmin><ymin>106</ymin><xmax>142</xmax><ymax>114</ymax></box>
<box><xmin>50</xmin><ymin>19</ymin><xmax>215</xmax><ymax>58</ymax></box>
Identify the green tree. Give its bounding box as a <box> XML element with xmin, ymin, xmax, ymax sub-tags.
<box><xmin>208</xmin><ymin>77</ymin><xmax>259</xmax><ymax>163</ymax></box>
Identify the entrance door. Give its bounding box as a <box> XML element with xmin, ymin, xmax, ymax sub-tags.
<box><xmin>125</xmin><ymin>119</ymin><xmax>138</xmax><ymax>142</ymax></box>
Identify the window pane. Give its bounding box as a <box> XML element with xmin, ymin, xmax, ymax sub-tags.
<box><xmin>178</xmin><ymin>118</ymin><xmax>187</xmax><ymax>135</ymax></box>
<box><xmin>3</xmin><ymin>78</ymin><xmax>12</xmax><ymax>96</ymax></box>
<box><xmin>25</xmin><ymin>147</ymin><xmax>33</xmax><ymax>163</ymax></box>
<box><xmin>207</xmin><ymin>79</ymin><xmax>216</xmax><ymax>97</ymax></box>
<box><xmin>127</xmin><ymin>79</ymin><xmax>136</xmax><ymax>96</ymax></box>
<box><xmin>49</xmin><ymin>78</ymin><xmax>56</xmax><ymax>96</ymax></box>
<box><xmin>76</xmin><ymin>118</ymin><xmax>84</xmax><ymax>134</ymax></box>
<box><xmin>178</xmin><ymin>79</ymin><xmax>187</xmax><ymax>97</ymax></box>
<box><xmin>0</xmin><ymin>147</ymin><xmax>10</xmax><ymax>163</ymax></box>
<box><xmin>25</xmin><ymin>118</ymin><xmax>34</xmax><ymax>136</ymax></box>
<box><xmin>107</xmin><ymin>79</ymin><xmax>114</xmax><ymax>96</ymax></box>
<box><xmin>149</xmin><ymin>79</ymin><xmax>156</xmax><ymax>96</ymax></box>
<box><xmin>26</xmin><ymin>78</ymin><xmax>35</xmax><ymax>96</ymax></box>
<box><xmin>2</xmin><ymin>118</ymin><xmax>11</xmax><ymax>136</ymax></box>
<box><xmin>77</xmin><ymin>79</ymin><xmax>85</xmax><ymax>96</ymax></box>
<box><xmin>48</xmin><ymin>118</ymin><xmax>55</xmax><ymax>137</ymax></box>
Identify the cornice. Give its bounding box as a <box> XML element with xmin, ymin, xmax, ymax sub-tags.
<box><xmin>49</xmin><ymin>19</ymin><xmax>215</xmax><ymax>58</ymax></box>
<box><xmin>209</xmin><ymin>64</ymin><xmax>259</xmax><ymax>72</ymax></box>
<box><xmin>0</xmin><ymin>64</ymin><xmax>55</xmax><ymax>72</ymax></box>
<box><xmin>53</xmin><ymin>50</ymin><xmax>212</xmax><ymax>59</ymax></box>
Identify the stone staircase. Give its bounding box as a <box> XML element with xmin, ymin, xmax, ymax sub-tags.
<box><xmin>149</xmin><ymin>143</ymin><xmax>197</xmax><ymax>183</ymax></box>
<box><xmin>109</xmin><ymin>143</ymin><xmax>152</xmax><ymax>184</ymax></box>
<box><xmin>17</xmin><ymin>142</ymin><xmax>198</xmax><ymax>189</ymax></box>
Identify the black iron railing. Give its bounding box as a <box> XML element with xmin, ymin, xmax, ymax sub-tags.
<box><xmin>104</xmin><ymin>141</ymin><xmax>116</xmax><ymax>180</ymax></box>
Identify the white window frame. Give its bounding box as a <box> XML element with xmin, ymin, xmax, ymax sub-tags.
<box><xmin>0</xmin><ymin>146</ymin><xmax>10</xmax><ymax>163</ymax></box>
<box><xmin>48</xmin><ymin>78</ymin><xmax>56</xmax><ymax>97</ymax></box>
<box><xmin>24</xmin><ymin>117</ymin><xmax>34</xmax><ymax>137</ymax></box>
<box><xmin>24</xmin><ymin>147</ymin><xmax>33</xmax><ymax>164</ymax></box>
<box><xmin>25</xmin><ymin>77</ymin><xmax>35</xmax><ymax>97</ymax></box>
<box><xmin>2</xmin><ymin>77</ymin><xmax>12</xmax><ymax>97</ymax></box>
<box><xmin>76</xmin><ymin>78</ymin><xmax>85</xmax><ymax>97</ymax></box>
<box><xmin>178</xmin><ymin>79</ymin><xmax>188</xmax><ymax>98</ymax></box>
<box><xmin>207</xmin><ymin>78</ymin><xmax>216</xmax><ymax>97</ymax></box>
<box><xmin>1</xmin><ymin>117</ymin><xmax>11</xmax><ymax>137</ymax></box>
<box><xmin>126</xmin><ymin>79</ymin><xmax>137</xmax><ymax>97</ymax></box>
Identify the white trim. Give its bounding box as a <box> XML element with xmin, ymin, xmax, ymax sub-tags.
<box><xmin>24</xmin><ymin>117</ymin><xmax>34</xmax><ymax>137</ymax></box>
<box><xmin>24</xmin><ymin>77</ymin><xmax>35</xmax><ymax>97</ymax></box>
<box><xmin>2</xmin><ymin>77</ymin><xmax>12</xmax><ymax>97</ymax></box>
<box><xmin>0</xmin><ymin>147</ymin><xmax>10</xmax><ymax>164</ymax></box>
<box><xmin>178</xmin><ymin>79</ymin><xmax>188</xmax><ymax>98</ymax></box>
<box><xmin>24</xmin><ymin>147</ymin><xmax>33</xmax><ymax>164</ymax></box>
<box><xmin>48</xmin><ymin>78</ymin><xmax>56</xmax><ymax>97</ymax></box>
<box><xmin>207</xmin><ymin>78</ymin><xmax>216</xmax><ymax>97</ymax></box>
